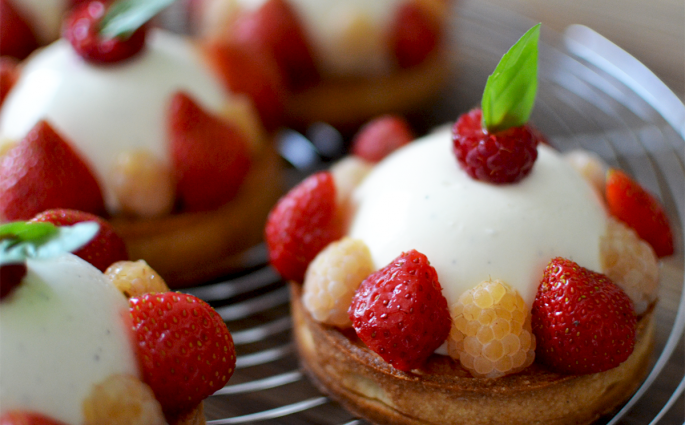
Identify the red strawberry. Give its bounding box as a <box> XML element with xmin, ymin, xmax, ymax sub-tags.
<box><xmin>0</xmin><ymin>120</ymin><xmax>105</xmax><ymax>221</ymax></box>
<box><xmin>0</xmin><ymin>56</ymin><xmax>19</xmax><ymax>107</ymax></box>
<box><xmin>605</xmin><ymin>169</ymin><xmax>674</xmax><ymax>257</ymax></box>
<box><xmin>0</xmin><ymin>411</ymin><xmax>68</xmax><ymax>425</ymax></box>
<box><xmin>0</xmin><ymin>0</ymin><xmax>39</xmax><ymax>60</ymax></box>
<box><xmin>63</xmin><ymin>1</ymin><xmax>147</xmax><ymax>64</ymax></box>
<box><xmin>30</xmin><ymin>209</ymin><xmax>128</xmax><ymax>271</ymax></box>
<box><xmin>351</xmin><ymin>115</ymin><xmax>414</xmax><ymax>163</ymax></box>
<box><xmin>390</xmin><ymin>2</ymin><xmax>441</xmax><ymax>68</ymax></box>
<box><xmin>168</xmin><ymin>91</ymin><xmax>252</xmax><ymax>212</ymax></box>
<box><xmin>231</xmin><ymin>0</ymin><xmax>318</xmax><ymax>89</ymax></box>
<box><xmin>531</xmin><ymin>257</ymin><xmax>637</xmax><ymax>375</ymax></box>
<box><xmin>451</xmin><ymin>108</ymin><xmax>541</xmax><ymax>184</ymax></box>
<box><xmin>129</xmin><ymin>292</ymin><xmax>236</xmax><ymax>418</ymax></box>
<box><xmin>0</xmin><ymin>263</ymin><xmax>27</xmax><ymax>300</ymax></box>
<box><xmin>348</xmin><ymin>250</ymin><xmax>451</xmax><ymax>372</ymax></box>
<box><xmin>202</xmin><ymin>39</ymin><xmax>286</xmax><ymax>131</ymax></box>
<box><xmin>265</xmin><ymin>171</ymin><xmax>341</xmax><ymax>283</ymax></box>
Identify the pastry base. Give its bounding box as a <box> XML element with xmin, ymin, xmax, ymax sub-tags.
<box><xmin>284</xmin><ymin>52</ymin><xmax>450</xmax><ymax>133</ymax></box>
<box><xmin>111</xmin><ymin>145</ymin><xmax>282</xmax><ymax>288</ymax></box>
<box><xmin>291</xmin><ymin>283</ymin><xmax>655</xmax><ymax>425</ymax></box>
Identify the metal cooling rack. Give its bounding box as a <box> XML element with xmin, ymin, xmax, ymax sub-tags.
<box><xmin>183</xmin><ymin>1</ymin><xmax>685</xmax><ymax>423</ymax></box>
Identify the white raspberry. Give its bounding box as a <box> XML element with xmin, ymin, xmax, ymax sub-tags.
<box><xmin>303</xmin><ymin>237</ymin><xmax>374</xmax><ymax>328</ymax></box>
<box><xmin>601</xmin><ymin>217</ymin><xmax>659</xmax><ymax>314</ymax></box>
<box><xmin>105</xmin><ymin>260</ymin><xmax>169</xmax><ymax>299</ymax></box>
<box><xmin>82</xmin><ymin>374</ymin><xmax>166</xmax><ymax>425</ymax></box>
<box><xmin>447</xmin><ymin>279</ymin><xmax>536</xmax><ymax>378</ymax></box>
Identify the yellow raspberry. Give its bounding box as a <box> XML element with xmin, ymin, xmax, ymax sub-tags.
<box><xmin>303</xmin><ymin>237</ymin><xmax>374</xmax><ymax>328</ymax></box>
<box><xmin>82</xmin><ymin>374</ymin><xmax>166</xmax><ymax>425</ymax></box>
<box><xmin>105</xmin><ymin>260</ymin><xmax>169</xmax><ymax>299</ymax></box>
<box><xmin>601</xmin><ymin>217</ymin><xmax>659</xmax><ymax>314</ymax></box>
<box><xmin>331</xmin><ymin>156</ymin><xmax>373</xmax><ymax>211</ymax></box>
<box><xmin>447</xmin><ymin>279</ymin><xmax>536</xmax><ymax>378</ymax></box>
<box><xmin>563</xmin><ymin>149</ymin><xmax>607</xmax><ymax>197</ymax></box>
<box><xmin>109</xmin><ymin>149</ymin><xmax>175</xmax><ymax>218</ymax></box>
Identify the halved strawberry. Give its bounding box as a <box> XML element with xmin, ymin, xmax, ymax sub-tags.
<box><xmin>532</xmin><ymin>257</ymin><xmax>636</xmax><ymax>375</ymax></box>
<box><xmin>390</xmin><ymin>1</ymin><xmax>441</xmax><ymax>68</ymax></box>
<box><xmin>0</xmin><ymin>411</ymin><xmax>68</xmax><ymax>425</ymax></box>
<box><xmin>30</xmin><ymin>209</ymin><xmax>128</xmax><ymax>272</ymax></box>
<box><xmin>0</xmin><ymin>0</ymin><xmax>39</xmax><ymax>60</ymax></box>
<box><xmin>0</xmin><ymin>56</ymin><xmax>19</xmax><ymax>107</ymax></box>
<box><xmin>605</xmin><ymin>169</ymin><xmax>674</xmax><ymax>257</ymax></box>
<box><xmin>129</xmin><ymin>292</ymin><xmax>236</xmax><ymax>419</ymax></box>
<box><xmin>202</xmin><ymin>39</ymin><xmax>286</xmax><ymax>131</ymax></box>
<box><xmin>0</xmin><ymin>263</ymin><xmax>27</xmax><ymax>300</ymax></box>
<box><xmin>168</xmin><ymin>91</ymin><xmax>252</xmax><ymax>212</ymax></box>
<box><xmin>231</xmin><ymin>0</ymin><xmax>318</xmax><ymax>89</ymax></box>
<box><xmin>349</xmin><ymin>249</ymin><xmax>451</xmax><ymax>371</ymax></box>
<box><xmin>0</xmin><ymin>121</ymin><xmax>105</xmax><ymax>221</ymax></box>
<box><xmin>265</xmin><ymin>171</ymin><xmax>341</xmax><ymax>283</ymax></box>
<box><xmin>351</xmin><ymin>115</ymin><xmax>414</xmax><ymax>163</ymax></box>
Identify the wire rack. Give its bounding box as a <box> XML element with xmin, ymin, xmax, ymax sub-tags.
<box><xmin>182</xmin><ymin>1</ymin><xmax>685</xmax><ymax>423</ymax></box>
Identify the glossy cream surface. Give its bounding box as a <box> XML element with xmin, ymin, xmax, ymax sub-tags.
<box><xmin>347</xmin><ymin>129</ymin><xmax>608</xmax><ymax>308</ymax></box>
<box><xmin>0</xmin><ymin>29</ymin><xmax>231</xmax><ymax>212</ymax></box>
<box><xmin>8</xmin><ymin>0</ymin><xmax>69</xmax><ymax>44</ymax></box>
<box><xmin>0</xmin><ymin>254</ymin><xmax>138</xmax><ymax>424</ymax></box>
<box><xmin>217</xmin><ymin>0</ymin><xmax>405</xmax><ymax>75</ymax></box>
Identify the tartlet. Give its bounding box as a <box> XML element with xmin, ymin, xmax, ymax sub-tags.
<box><xmin>292</xmin><ymin>283</ymin><xmax>655</xmax><ymax>425</ymax></box>
<box><xmin>0</xmin><ymin>3</ymin><xmax>283</xmax><ymax>287</ymax></box>
<box><xmin>0</xmin><ymin>219</ymin><xmax>236</xmax><ymax>424</ymax></box>
<box><xmin>192</xmin><ymin>0</ymin><xmax>453</xmax><ymax>131</ymax></box>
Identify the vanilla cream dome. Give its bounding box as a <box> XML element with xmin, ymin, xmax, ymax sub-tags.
<box><xmin>347</xmin><ymin>128</ymin><xmax>608</xmax><ymax>308</ymax></box>
<box><xmin>204</xmin><ymin>0</ymin><xmax>405</xmax><ymax>76</ymax></box>
<box><xmin>0</xmin><ymin>29</ymin><xmax>232</xmax><ymax>212</ymax></box>
<box><xmin>0</xmin><ymin>254</ymin><xmax>138</xmax><ymax>424</ymax></box>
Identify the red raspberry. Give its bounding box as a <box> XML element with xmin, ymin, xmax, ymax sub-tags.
<box><xmin>451</xmin><ymin>108</ymin><xmax>541</xmax><ymax>184</ymax></box>
<box><xmin>351</xmin><ymin>115</ymin><xmax>414</xmax><ymax>163</ymax></box>
<box><xmin>532</xmin><ymin>257</ymin><xmax>637</xmax><ymax>375</ymax></box>
<box><xmin>265</xmin><ymin>172</ymin><xmax>341</xmax><ymax>283</ymax></box>
<box><xmin>63</xmin><ymin>1</ymin><xmax>147</xmax><ymax>64</ymax></box>
<box><xmin>348</xmin><ymin>250</ymin><xmax>451</xmax><ymax>372</ymax></box>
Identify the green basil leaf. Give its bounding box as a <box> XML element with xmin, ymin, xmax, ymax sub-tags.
<box><xmin>0</xmin><ymin>222</ymin><xmax>99</xmax><ymax>266</ymax></box>
<box><xmin>100</xmin><ymin>0</ymin><xmax>177</xmax><ymax>39</ymax></box>
<box><xmin>481</xmin><ymin>23</ymin><xmax>541</xmax><ymax>133</ymax></box>
<box><xmin>0</xmin><ymin>222</ymin><xmax>57</xmax><ymax>243</ymax></box>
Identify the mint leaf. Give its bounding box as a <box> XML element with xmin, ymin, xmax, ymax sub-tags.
<box><xmin>0</xmin><ymin>222</ymin><xmax>99</xmax><ymax>266</ymax></box>
<box><xmin>100</xmin><ymin>0</ymin><xmax>177</xmax><ymax>39</ymax></box>
<box><xmin>481</xmin><ymin>23</ymin><xmax>541</xmax><ymax>133</ymax></box>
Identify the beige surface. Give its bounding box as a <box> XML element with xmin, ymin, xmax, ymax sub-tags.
<box><xmin>481</xmin><ymin>0</ymin><xmax>685</xmax><ymax>98</ymax></box>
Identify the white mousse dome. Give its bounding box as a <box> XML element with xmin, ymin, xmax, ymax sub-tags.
<box><xmin>347</xmin><ymin>128</ymin><xmax>608</xmax><ymax>308</ymax></box>
<box><xmin>0</xmin><ymin>254</ymin><xmax>138</xmax><ymax>424</ymax></box>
